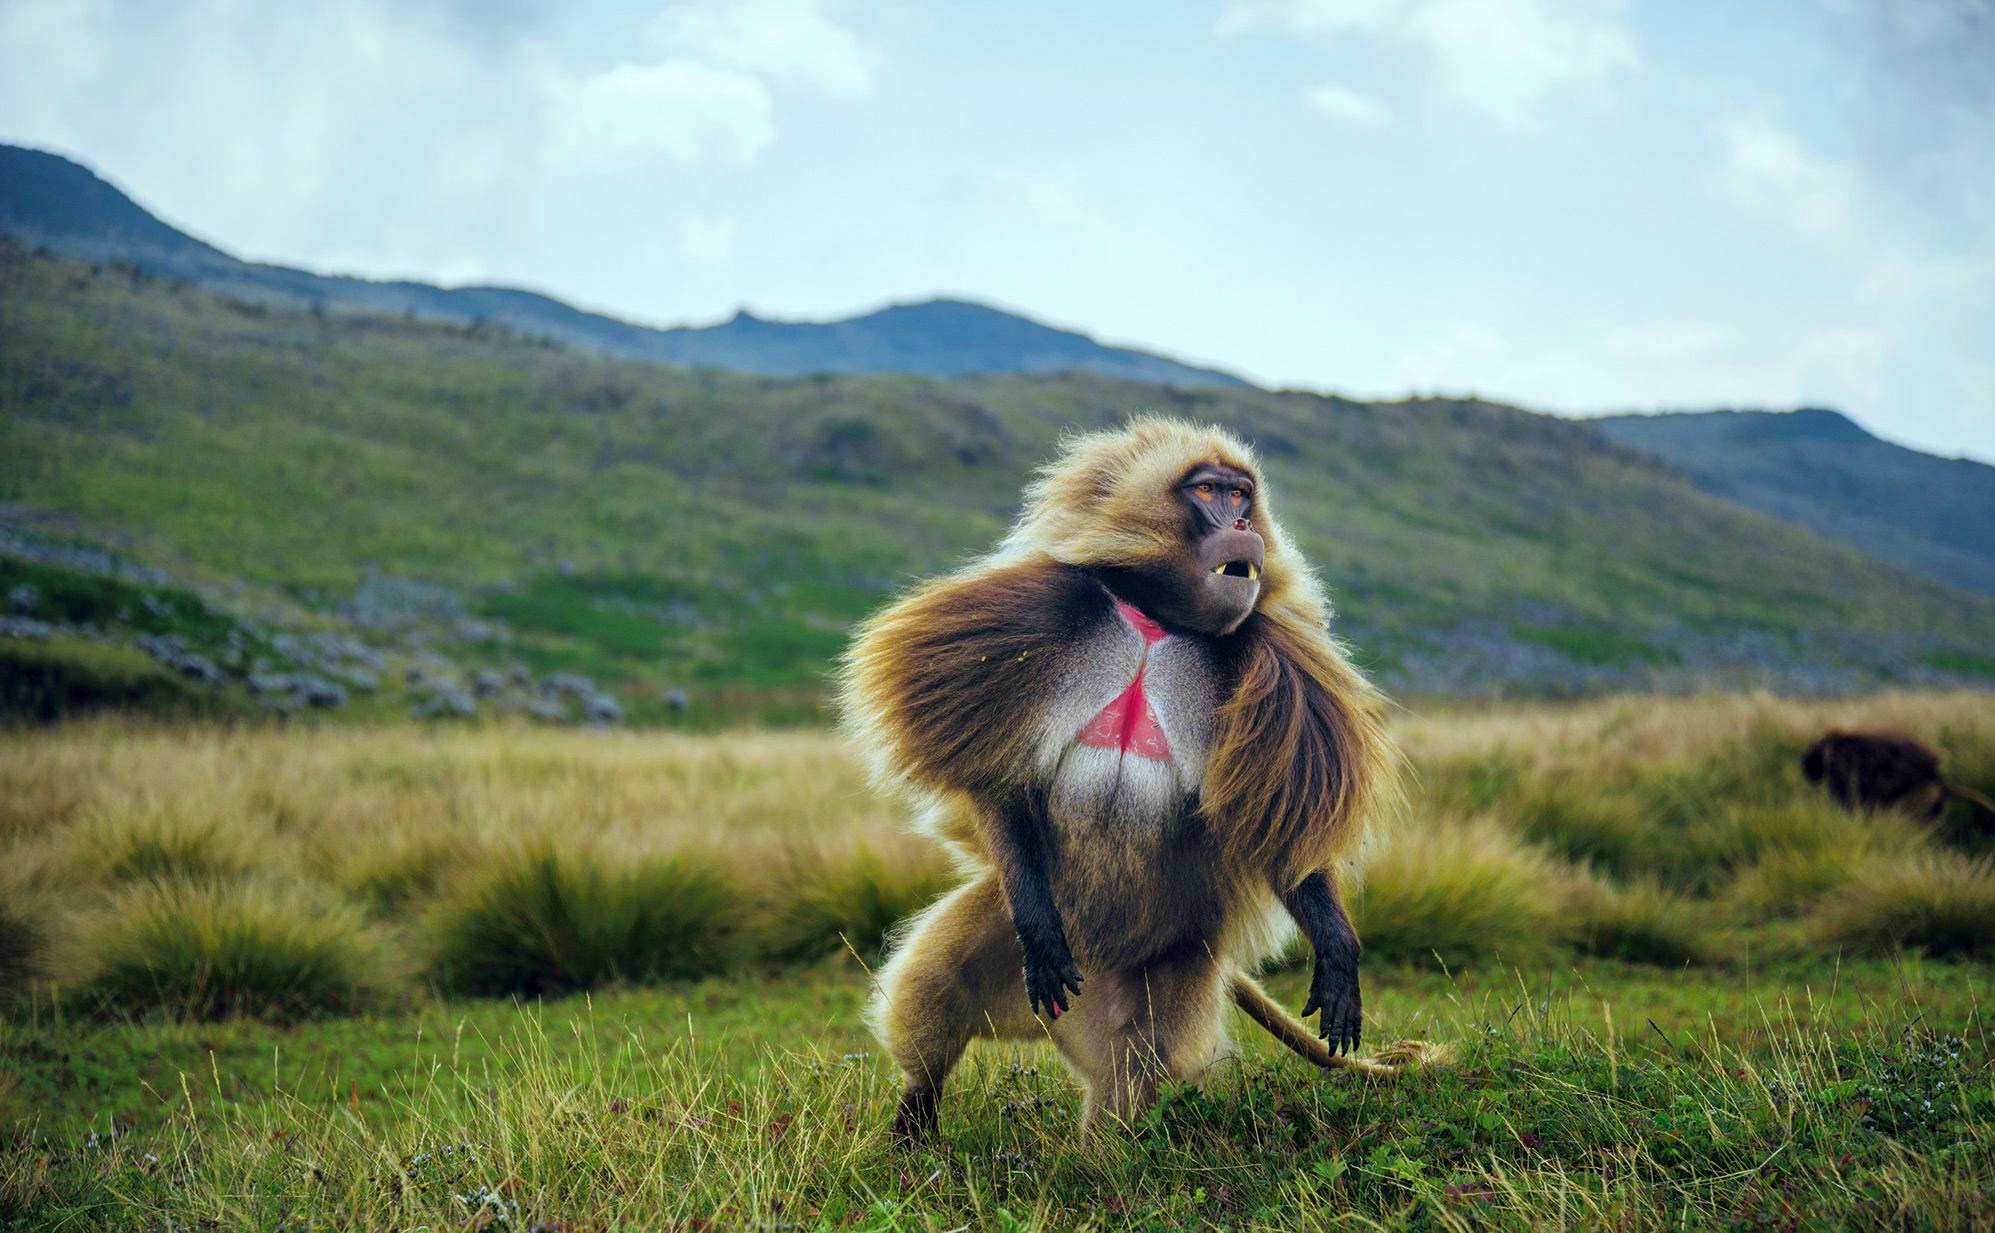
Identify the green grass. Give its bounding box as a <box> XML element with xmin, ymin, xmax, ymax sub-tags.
<box><xmin>1510</xmin><ymin>621</ymin><xmax>1677</xmax><ymax>667</ymax></box>
<box><xmin>4</xmin><ymin>958</ymin><xmax>1990</xmax><ymax>1229</ymax></box>
<box><xmin>5</xmin><ymin>702</ymin><xmax>1994</xmax><ymax>1225</ymax></box>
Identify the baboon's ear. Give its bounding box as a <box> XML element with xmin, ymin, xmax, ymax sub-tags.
<box><xmin>1800</xmin><ymin>741</ymin><xmax>1825</xmax><ymax>783</ymax></box>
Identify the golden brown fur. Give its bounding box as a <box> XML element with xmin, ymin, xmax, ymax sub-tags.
<box><xmin>840</xmin><ymin>417</ymin><xmax>1434</xmax><ymax>1136</ymax></box>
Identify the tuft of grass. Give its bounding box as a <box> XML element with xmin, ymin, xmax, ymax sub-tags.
<box><xmin>1724</xmin><ymin>848</ymin><xmax>1870</xmax><ymax>921</ymax></box>
<box><xmin>1807</xmin><ymin>853</ymin><xmax>1995</xmax><ymax>959</ymax></box>
<box><xmin>1353</xmin><ymin>819</ymin><xmax>1567</xmax><ymax>968</ymax></box>
<box><xmin>0</xmin><ymin>871</ymin><xmax>47</xmax><ymax>1002</ymax></box>
<box><xmin>1511</xmin><ymin>786</ymin><xmax>1660</xmax><ymax>880</ymax></box>
<box><xmin>69</xmin><ymin>880</ymin><xmax>399</xmax><ymax>1021</ymax></box>
<box><xmin>342</xmin><ymin>831</ymin><xmax>482</xmax><ymax>918</ymax></box>
<box><xmin>1565</xmin><ymin>875</ymin><xmax>1716</xmax><ymax>966</ymax></box>
<box><xmin>1716</xmin><ymin>806</ymin><xmax>1929</xmax><ymax>922</ymax></box>
<box><xmin>1679</xmin><ymin>800</ymin><xmax>1903</xmax><ymax>884</ymax></box>
<box><xmin>103</xmin><ymin>821</ymin><xmax>245</xmax><ymax>885</ymax></box>
<box><xmin>428</xmin><ymin>847</ymin><xmax>741</xmax><ymax>996</ymax></box>
<box><xmin>757</xmin><ymin>842</ymin><xmax>951</xmax><ymax>963</ymax></box>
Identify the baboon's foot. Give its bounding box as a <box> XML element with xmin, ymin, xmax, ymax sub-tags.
<box><xmin>891</xmin><ymin>1086</ymin><xmax>939</xmax><ymax>1144</ymax></box>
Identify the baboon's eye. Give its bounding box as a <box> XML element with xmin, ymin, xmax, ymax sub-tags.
<box><xmin>1194</xmin><ymin>483</ymin><xmax>1215</xmax><ymax>501</ymax></box>
<box><xmin>1229</xmin><ymin>488</ymin><xmax>1244</xmax><ymax>501</ymax></box>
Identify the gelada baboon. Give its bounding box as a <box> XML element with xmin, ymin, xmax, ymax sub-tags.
<box><xmin>1803</xmin><ymin>730</ymin><xmax>1995</xmax><ymax>824</ymax></box>
<box><xmin>840</xmin><ymin>417</ymin><xmax>1438</xmax><ymax>1140</ymax></box>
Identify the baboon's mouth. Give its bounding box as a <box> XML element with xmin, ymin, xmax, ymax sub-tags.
<box><xmin>1212</xmin><ymin>560</ymin><xmax>1259</xmax><ymax>580</ymax></box>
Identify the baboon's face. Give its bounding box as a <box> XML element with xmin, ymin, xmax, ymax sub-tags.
<box><xmin>1101</xmin><ymin>461</ymin><xmax>1265</xmax><ymax>636</ymax></box>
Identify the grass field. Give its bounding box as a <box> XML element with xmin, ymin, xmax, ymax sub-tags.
<box><xmin>4</xmin><ymin>692</ymin><xmax>1994</xmax><ymax>1228</ymax></box>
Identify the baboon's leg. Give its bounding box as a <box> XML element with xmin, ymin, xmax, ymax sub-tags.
<box><xmin>1049</xmin><ymin>941</ymin><xmax>1225</xmax><ymax>1131</ymax></box>
<box><xmin>870</xmin><ymin>871</ymin><xmax>1030</xmax><ymax>1139</ymax></box>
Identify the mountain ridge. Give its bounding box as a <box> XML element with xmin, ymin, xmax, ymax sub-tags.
<box><xmin>0</xmin><ymin>142</ymin><xmax>1245</xmax><ymax>388</ymax></box>
<box><xmin>1595</xmin><ymin>408</ymin><xmax>1995</xmax><ymax>598</ymax></box>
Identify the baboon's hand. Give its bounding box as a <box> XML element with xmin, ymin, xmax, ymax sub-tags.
<box><xmin>1302</xmin><ymin>953</ymin><xmax>1362</xmax><ymax>1055</ymax></box>
<box><xmin>1021</xmin><ymin>933</ymin><xmax>1084</xmax><ymax>1021</ymax></box>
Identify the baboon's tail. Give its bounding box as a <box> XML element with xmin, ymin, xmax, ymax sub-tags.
<box><xmin>1945</xmin><ymin>781</ymin><xmax>1995</xmax><ymax>819</ymax></box>
<box><xmin>1227</xmin><ymin>973</ymin><xmax>1447</xmax><ymax>1075</ymax></box>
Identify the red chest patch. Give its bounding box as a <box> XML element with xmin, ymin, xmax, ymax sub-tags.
<box><xmin>1076</xmin><ymin>600</ymin><xmax>1173</xmax><ymax>761</ymax></box>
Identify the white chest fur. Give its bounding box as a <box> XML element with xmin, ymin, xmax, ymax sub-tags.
<box><xmin>1035</xmin><ymin>598</ymin><xmax>1219</xmax><ymax>829</ymax></box>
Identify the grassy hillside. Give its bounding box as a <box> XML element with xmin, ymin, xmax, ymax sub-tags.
<box><xmin>5</xmin><ymin>243</ymin><xmax>1995</xmax><ymax>713</ymax></box>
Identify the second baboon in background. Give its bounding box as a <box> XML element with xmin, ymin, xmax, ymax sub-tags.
<box><xmin>1803</xmin><ymin>730</ymin><xmax>1995</xmax><ymax>830</ymax></box>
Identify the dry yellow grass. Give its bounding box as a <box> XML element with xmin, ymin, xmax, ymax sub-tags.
<box><xmin>1394</xmin><ymin>689</ymin><xmax>1995</xmax><ymax>777</ymax></box>
<box><xmin>0</xmin><ymin>723</ymin><xmax>905</xmax><ymax>873</ymax></box>
<box><xmin>1</xmin><ymin>690</ymin><xmax>1990</xmax><ymax>1014</ymax></box>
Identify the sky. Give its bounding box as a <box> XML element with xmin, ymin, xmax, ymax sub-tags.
<box><xmin>3</xmin><ymin>0</ymin><xmax>1992</xmax><ymax>462</ymax></box>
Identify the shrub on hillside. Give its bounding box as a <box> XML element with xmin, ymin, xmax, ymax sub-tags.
<box><xmin>429</xmin><ymin>847</ymin><xmax>740</xmax><ymax>996</ymax></box>
<box><xmin>1353</xmin><ymin>821</ymin><xmax>1568</xmax><ymax>968</ymax></box>
<box><xmin>758</xmin><ymin>843</ymin><xmax>951</xmax><ymax>963</ymax></box>
<box><xmin>72</xmin><ymin>880</ymin><xmax>398</xmax><ymax>1020</ymax></box>
<box><xmin>1807</xmin><ymin>853</ymin><xmax>1995</xmax><ymax>960</ymax></box>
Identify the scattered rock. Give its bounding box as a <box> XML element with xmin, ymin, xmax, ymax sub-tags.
<box><xmin>342</xmin><ymin>571</ymin><xmax>465</xmax><ymax>632</ymax></box>
<box><xmin>510</xmin><ymin>696</ymin><xmax>568</xmax><ymax>724</ymax></box>
<box><xmin>581</xmin><ymin>691</ymin><xmax>623</xmax><ymax>726</ymax></box>
<box><xmin>248</xmin><ymin>672</ymin><xmax>348</xmax><ymax>709</ymax></box>
<box><xmin>137</xmin><ymin>634</ymin><xmax>223</xmax><ymax>686</ymax></box>
<box><xmin>412</xmin><ymin>684</ymin><xmax>476</xmax><ymax>719</ymax></box>
<box><xmin>544</xmin><ymin>673</ymin><xmax>597</xmax><ymax>697</ymax></box>
<box><xmin>0</xmin><ymin>615</ymin><xmax>55</xmax><ymax>640</ymax></box>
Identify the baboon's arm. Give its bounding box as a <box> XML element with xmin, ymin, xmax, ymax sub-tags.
<box><xmin>1280</xmin><ymin>870</ymin><xmax>1362</xmax><ymax>1055</ymax></box>
<box><xmin>991</xmin><ymin>791</ymin><xmax>1084</xmax><ymax>1020</ymax></box>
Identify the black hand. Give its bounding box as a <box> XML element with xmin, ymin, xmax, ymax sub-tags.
<box><xmin>1021</xmin><ymin>930</ymin><xmax>1084</xmax><ymax>1020</ymax></box>
<box><xmin>1300</xmin><ymin>950</ymin><xmax>1361</xmax><ymax>1055</ymax></box>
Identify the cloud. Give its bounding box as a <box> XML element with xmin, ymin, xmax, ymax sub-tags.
<box><xmin>548</xmin><ymin>0</ymin><xmax>878</xmax><ymax>171</ymax></box>
<box><xmin>1218</xmin><ymin>0</ymin><xmax>1637</xmax><ymax>127</ymax></box>
<box><xmin>1718</xmin><ymin>113</ymin><xmax>1858</xmax><ymax>243</ymax></box>
<box><xmin>1601</xmin><ymin>320</ymin><xmax>1744</xmax><ymax>364</ymax></box>
<box><xmin>1388</xmin><ymin>317</ymin><xmax>1891</xmax><ymax>419</ymax></box>
<box><xmin>1858</xmin><ymin>247</ymin><xmax>1995</xmax><ymax>310</ymax></box>
<box><xmin>650</xmin><ymin>0</ymin><xmax>877</xmax><ymax>98</ymax></box>
<box><xmin>0</xmin><ymin>0</ymin><xmax>882</xmax><ymax>288</ymax></box>
<box><xmin>680</xmin><ymin>213</ymin><xmax>739</xmax><ymax>261</ymax></box>
<box><xmin>547</xmin><ymin>60</ymin><xmax>774</xmax><ymax>169</ymax></box>
<box><xmin>1306</xmin><ymin>82</ymin><xmax>1390</xmax><ymax>124</ymax></box>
